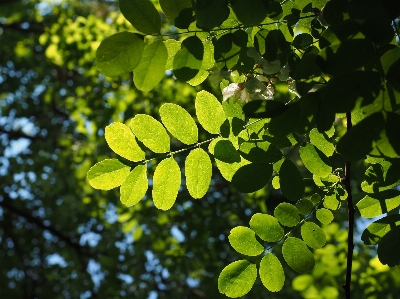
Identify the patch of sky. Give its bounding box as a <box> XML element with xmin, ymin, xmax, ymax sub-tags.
<box><xmin>79</xmin><ymin>231</ymin><xmax>102</xmax><ymax>247</ymax></box>
<box><xmin>87</xmin><ymin>259</ymin><xmax>104</xmax><ymax>288</ymax></box>
<box><xmin>148</xmin><ymin>291</ymin><xmax>158</xmax><ymax>299</ymax></box>
<box><xmin>187</xmin><ymin>277</ymin><xmax>200</xmax><ymax>288</ymax></box>
<box><xmin>46</xmin><ymin>253</ymin><xmax>68</xmax><ymax>268</ymax></box>
<box><xmin>171</xmin><ymin>225</ymin><xmax>185</xmax><ymax>243</ymax></box>
<box><xmin>118</xmin><ymin>273</ymin><xmax>134</xmax><ymax>284</ymax></box>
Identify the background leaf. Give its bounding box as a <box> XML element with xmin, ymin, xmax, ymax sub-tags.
<box><xmin>119</xmin><ymin>0</ymin><xmax>161</xmax><ymax>34</ymax></box>
<box><xmin>259</xmin><ymin>253</ymin><xmax>285</xmax><ymax>292</ymax></box>
<box><xmin>160</xmin><ymin>103</ymin><xmax>198</xmax><ymax>145</ymax></box>
<box><xmin>105</xmin><ymin>122</ymin><xmax>145</xmax><ymax>161</ymax></box>
<box><xmin>129</xmin><ymin>114</ymin><xmax>170</xmax><ymax>153</ymax></box>
<box><xmin>96</xmin><ymin>32</ymin><xmax>144</xmax><ymax>77</ymax></box>
<box><xmin>218</xmin><ymin>260</ymin><xmax>257</xmax><ymax>298</ymax></box>
<box><xmin>185</xmin><ymin>148</ymin><xmax>212</xmax><ymax>199</ymax></box>
<box><xmin>377</xmin><ymin>226</ymin><xmax>400</xmax><ymax>267</ymax></box>
<box><xmin>120</xmin><ymin>165</ymin><xmax>148</xmax><ymax>206</ymax></box>
<box><xmin>282</xmin><ymin>237</ymin><xmax>315</xmax><ymax>273</ymax></box>
<box><xmin>87</xmin><ymin>159</ymin><xmax>130</xmax><ymax>190</ymax></box>
<box><xmin>152</xmin><ymin>157</ymin><xmax>181</xmax><ymax>210</ymax></box>
<box><xmin>228</xmin><ymin>226</ymin><xmax>264</xmax><ymax>256</ymax></box>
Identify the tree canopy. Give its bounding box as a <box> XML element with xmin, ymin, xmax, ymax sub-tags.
<box><xmin>1</xmin><ymin>0</ymin><xmax>400</xmax><ymax>298</ymax></box>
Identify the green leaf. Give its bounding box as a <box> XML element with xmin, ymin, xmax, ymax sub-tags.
<box><xmin>159</xmin><ymin>103</ymin><xmax>198</xmax><ymax>145</ymax></box>
<box><xmin>195</xmin><ymin>90</ymin><xmax>226</xmax><ymax>134</ymax></box>
<box><xmin>279</xmin><ymin>159</ymin><xmax>304</xmax><ymax>201</ymax></box>
<box><xmin>282</xmin><ymin>237</ymin><xmax>315</xmax><ymax>273</ymax></box>
<box><xmin>120</xmin><ymin>165</ymin><xmax>148</xmax><ymax>206</ymax></box>
<box><xmin>173</xmin><ymin>36</ymin><xmax>203</xmax><ymax>81</ymax></box>
<box><xmin>87</xmin><ymin>159</ymin><xmax>130</xmax><ymax>190</ymax></box>
<box><xmin>356</xmin><ymin>190</ymin><xmax>400</xmax><ymax>218</ymax></box>
<box><xmin>301</xmin><ymin>222</ymin><xmax>326</xmax><ymax>249</ymax></box>
<box><xmin>323</xmin><ymin>191</ymin><xmax>341</xmax><ymax>210</ymax></box>
<box><xmin>152</xmin><ymin>157</ymin><xmax>181</xmax><ymax>210</ymax></box>
<box><xmin>231</xmin><ymin>163</ymin><xmax>273</xmax><ymax>193</ymax></box>
<box><xmin>238</xmin><ymin>141</ymin><xmax>282</xmax><ymax>164</ymax></box>
<box><xmin>193</xmin><ymin>0</ymin><xmax>229</xmax><ymax>31</ymax></box>
<box><xmin>296</xmin><ymin>199</ymin><xmax>314</xmax><ymax>215</ymax></box>
<box><xmin>228</xmin><ymin>226</ymin><xmax>264</xmax><ymax>256</ymax></box>
<box><xmin>230</xmin><ymin>0</ymin><xmax>268</xmax><ymax>26</ymax></box>
<box><xmin>96</xmin><ymin>32</ymin><xmax>144</xmax><ymax>77</ymax></box>
<box><xmin>259</xmin><ymin>254</ymin><xmax>285</xmax><ymax>292</ymax></box>
<box><xmin>185</xmin><ymin>148</ymin><xmax>212</xmax><ymax>199</ymax></box>
<box><xmin>300</xmin><ymin>144</ymin><xmax>332</xmax><ymax>177</ymax></box>
<box><xmin>159</xmin><ymin>0</ymin><xmax>192</xmax><ymax>26</ymax></box>
<box><xmin>316</xmin><ymin>208</ymin><xmax>334</xmax><ymax>224</ymax></box>
<box><xmin>242</xmin><ymin>100</ymin><xmax>288</xmax><ymax>118</ymax></box>
<box><xmin>119</xmin><ymin>0</ymin><xmax>161</xmax><ymax>34</ymax></box>
<box><xmin>274</xmin><ymin>203</ymin><xmax>300</xmax><ymax>227</ymax></box>
<box><xmin>133</xmin><ymin>40</ymin><xmax>168</xmax><ymax>91</ymax></box>
<box><xmin>313</xmin><ymin>174</ymin><xmax>339</xmax><ymax>191</ymax></box>
<box><xmin>249</xmin><ymin>213</ymin><xmax>284</xmax><ymax>242</ymax></box>
<box><xmin>128</xmin><ymin>114</ymin><xmax>170</xmax><ymax>153</ymax></box>
<box><xmin>386</xmin><ymin>112</ymin><xmax>400</xmax><ymax>155</ymax></box>
<box><xmin>164</xmin><ymin>40</ymin><xmax>181</xmax><ymax>70</ymax></box>
<box><xmin>362</xmin><ymin>160</ymin><xmax>400</xmax><ymax>193</ymax></box>
<box><xmin>105</xmin><ymin>122</ymin><xmax>145</xmax><ymax>161</ymax></box>
<box><xmin>187</xmin><ymin>39</ymin><xmax>215</xmax><ymax>86</ymax></box>
<box><xmin>294</xmin><ymin>53</ymin><xmax>321</xmax><ymax>96</ymax></box>
<box><xmin>293</xmin><ymin>33</ymin><xmax>313</xmax><ymax>50</ymax></box>
<box><xmin>218</xmin><ymin>260</ymin><xmax>257</xmax><ymax>298</ymax></box>
<box><xmin>268</xmin><ymin>102</ymin><xmax>301</xmax><ymax>137</ymax></box>
<box><xmin>361</xmin><ymin>215</ymin><xmax>400</xmax><ymax>245</ymax></box>
<box><xmin>378</xmin><ymin>226</ymin><xmax>400</xmax><ymax>267</ymax></box>
<box><xmin>309</xmin><ymin>128</ymin><xmax>335</xmax><ymax>157</ymax></box>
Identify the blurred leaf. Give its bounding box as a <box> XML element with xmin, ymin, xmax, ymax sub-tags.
<box><xmin>295</xmin><ymin>53</ymin><xmax>321</xmax><ymax>96</ymax></box>
<box><xmin>119</xmin><ymin>0</ymin><xmax>161</xmax><ymax>34</ymax></box>
<box><xmin>87</xmin><ymin>159</ymin><xmax>130</xmax><ymax>190</ymax></box>
<box><xmin>185</xmin><ymin>148</ymin><xmax>212</xmax><ymax>199</ymax></box>
<box><xmin>282</xmin><ymin>237</ymin><xmax>315</xmax><ymax>273</ymax></box>
<box><xmin>228</xmin><ymin>226</ymin><xmax>264</xmax><ymax>256</ymax></box>
<box><xmin>268</xmin><ymin>102</ymin><xmax>300</xmax><ymax>137</ymax></box>
<box><xmin>259</xmin><ymin>254</ymin><xmax>285</xmax><ymax>292</ymax></box>
<box><xmin>230</xmin><ymin>0</ymin><xmax>268</xmax><ymax>26</ymax></box>
<box><xmin>120</xmin><ymin>165</ymin><xmax>148</xmax><ymax>206</ymax></box>
<box><xmin>159</xmin><ymin>0</ymin><xmax>192</xmax><ymax>27</ymax></box>
<box><xmin>193</xmin><ymin>0</ymin><xmax>229</xmax><ymax>31</ymax></box>
<box><xmin>242</xmin><ymin>100</ymin><xmax>288</xmax><ymax>118</ymax></box>
<box><xmin>387</xmin><ymin>59</ymin><xmax>400</xmax><ymax>93</ymax></box>
<box><xmin>249</xmin><ymin>213</ymin><xmax>284</xmax><ymax>242</ymax></box>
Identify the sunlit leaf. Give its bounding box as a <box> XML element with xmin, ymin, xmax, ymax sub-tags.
<box><xmin>185</xmin><ymin>148</ymin><xmax>211</xmax><ymax>199</ymax></box>
<box><xmin>356</xmin><ymin>190</ymin><xmax>400</xmax><ymax>218</ymax></box>
<box><xmin>159</xmin><ymin>103</ymin><xmax>198</xmax><ymax>145</ymax></box>
<box><xmin>218</xmin><ymin>260</ymin><xmax>257</xmax><ymax>298</ymax></box>
<box><xmin>249</xmin><ymin>213</ymin><xmax>284</xmax><ymax>242</ymax></box>
<box><xmin>134</xmin><ymin>40</ymin><xmax>168</xmax><ymax>91</ymax></box>
<box><xmin>316</xmin><ymin>208</ymin><xmax>334</xmax><ymax>224</ymax></box>
<box><xmin>300</xmin><ymin>143</ymin><xmax>332</xmax><ymax>177</ymax></box>
<box><xmin>120</xmin><ymin>165</ymin><xmax>148</xmax><ymax>206</ymax></box>
<box><xmin>259</xmin><ymin>254</ymin><xmax>285</xmax><ymax>292</ymax></box>
<box><xmin>282</xmin><ymin>237</ymin><xmax>315</xmax><ymax>273</ymax></box>
<box><xmin>105</xmin><ymin>122</ymin><xmax>145</xmax><ymax>161</ymax></box>
<box><xmin>87</xmin><ymin>159</ymin><xmax>130</xmax><ymax>190</ymax></box>
<box><xmin>152</xmin><ymin>157</ymin><xmax>181</xmax><ymax>210</ymax></box>
<box><xmin>301</xmin><ymin>222</ymin><xmax>326</xmax><ymax>249</ymax></box>
<box><xmin>119</xmin><ymin>0</ymin><xmax>161</xmax><ymax>34</ymax></box>
<box><xmin>129</xmin><ymin>114</ymin><xmax>170</xmax><ymax>153</ymax></box>
<box><xmin>164</xmin><ymin>39</ymin><xmax>181</xmax><ymax>70</ymax></box>
<box><xmin>274</xmin><ymin>203</ymin><xmax>300</xmax><ymax>227</ymax></box>
<box><xmin>228</xmin><ymin>226</ymin><xmax>264</xmax><ymax>256</ymax></box>
<box><xmin>195</xmin><ymin>90</ymin><xmax>226</xmax><ymax>134</ymax></box>
<box><xmin>361</xmin><ymin>215</ymin><xmax>400</xmax><ymax>245</ymax></box>
<box><xmin>96</xmin><ymin>32</ymin><xmax>144</xmax><ymax>77</ymax></box>
<box><xmin>309</xmin><ymin>128</ymin><xmax>335</xmax><ymax>157</ymax></box>
<box><xmin>173</xmin><ymin>36</ymin><xmax>203</xmax><ymax>81</ymax></box>
<box><xmin>361</xmin><ymin>160</ymin><xmax>400</xmax><ymax>193</ymax></box>
<box><xmin>159</xmin><ymin>0</ymin><xmax>192</xmax><ymax>26</ymax></box>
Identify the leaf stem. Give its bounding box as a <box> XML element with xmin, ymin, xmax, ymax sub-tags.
<box><xmin>342</xmin><ymin>112</ymin><xmax>355</xmax><ymax>299</ymax></box>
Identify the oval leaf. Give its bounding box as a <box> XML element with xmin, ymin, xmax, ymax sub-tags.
<box><xmin>301</xmin><ymin>222</ymin><xmax>326</xmax><ymax>249</ymax></box>
<box><xmin>120</xmin><ymin>165</ymin><xmax>148</xmax><ymax>206</ymax></box>
<box><xmin>218</xmin><ymin>260</ymin><xmax>257</xmax><ymax>298</ymax></box>
<box><xmin>249</xmin><ymin>213</ymin><xmax>284</xmax><ymax>242</ymax></box>
<box><xmin>228</xmin><ymin>226</ymin><xmax>264</xmax><ymax>256</ymax></box>
<box><xmin>299</xmin><ymin>143</ymin><xmax>332</xmax><ymax>177</ymax></box>
<box><xmin>173</xmin><ymin>36</ymin><xmax>204</xmax><ymax>81</ymax></box>
<box><xmin>377</xmin><ymin>226</ymin><xmax>400</xmax><ymax>267</ymax></box>
<box><xmin>152</xmin><ymin>157</ymin><xmax>181</xmax><ymax>210</ymax></box>
<box><xmin>96</xmin><ymin>32</ymin><xmax>144</xmax><ymax>77</ymax></box>
<box><xmin>259</xmin><ymin>253</ymin><xmax>285</xmax><ymax>292</ymax></box>
<box><xmin>316</xmin><ymin>208</ymin><xmax>334</xmax><ymax>224</ymax></box>
<box><xmin>279</xmin><ymin>159</ymin><xmax>304</xmax><ymax>201</ymax></box>
<box><xmin>356</xmin><ymin>190</ymin><xmax>400</xmax><ymax>218</ymax></box>
<box><xmin>232</xmin><ymin>163</ymin><xmax>273</xmax><ymax>193</ymax></box>
<box><xmin>195</xmin><ymin>90</ymin><xmax>226</xmax><ymax>134</ymax></box>
<box><xmin>119</xmin><ymin>0</ymin><xmax>161</xmax><ymax>34</ymax></box>
<box><xmin>309</xmin><ymin>128</ymin><xmax>335</xmax><ymax>157</ymax></box>
<box><xmin>159</xmin><ymin>0</ymin><xmax>192</xmax><ymax>26</ymax></box>
<box><xmin>160</xmin><ymin>103</ymin><xmax>198</xmax><ymax>145</ymax></box>
<box><xmin>282</xmin><ymin>237</ymin><xmax>315</xmax><ymax>273</ymax></box>
<box><xmin>134</xmin><ymin>40</ymin><xmax>168</xmax><ymax>91</ymax></box>
<box><xmin>185</xmin><ymin>148</ymin><xmax>212</xmax><ymax>199</ymax></box>
<box><xmin>105</xmin><ymin>122</ymin><xmax>145</xmax><ymax>161</ymax></box>
<box><xmin>129</xmin><ymin>115</ymin><xmax>170</xmax><ymax>153</ymax></box>
<box><xmin>87</xmin><ymin>159</ymin><xmax>130</xmax><ymax>190</ymax></box>
<box><xmin>274</xmin><ymin>203</ymin><xmax>300</xmax><ymax>227</ymax></box>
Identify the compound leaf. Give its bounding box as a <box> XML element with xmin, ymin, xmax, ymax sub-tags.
<box><xmin>356</xmin><ymin>190</ymin><xmax>400</xmax><ymax>218</ymax></box>
<box><xmin>185</xmin><ymin>148</ymin><xmax>212</xmax><ymax>198</ymax></box>
<box><xmin>87</xmin><ymin>159</ymin><xmax>130</xmax><ymax>190</ymax></box>
<box><xmin>274</xmin><ymin>203</ymin><xmax>300</xmax><ymax>227</ymax></box>
<box><xmin>195</xmin><ymin>90</ymin><xmax>226</xmax><ymax>134</ymax></box>
<box><xmin>279</xmin><ymin>159</ymin><xmax>304</xmax><ymax>201</ymax></box>
<box><xmin>300</xmin><ymin>143</ymin><xmax>332</xmax><ymax>177</ymax></box>
<box><xmin>301</xmin><ymin>222</ymin><xmax>326</xmax><ymax>249</ymax></box>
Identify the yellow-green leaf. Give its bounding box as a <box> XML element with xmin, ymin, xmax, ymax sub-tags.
<box><xmin>120</xmin><ymin>165</ymin><xmax>148</xmax><ymax>206</ymax></box>
<box><xmin>185</xmin><ymin>148</ymin><xmax>212</xmax><ymax>199</ymax></box>
<box><xmin>87</xmin><ymin>159</ymin><xmax>130</xmax><ymax>190</ymax></box>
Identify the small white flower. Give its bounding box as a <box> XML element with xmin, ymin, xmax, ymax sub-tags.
<box><xmin>222</xmin><ymin>83</ymin><xmax>249</xmax><ymax>103</ymax></box>
<box><xmin>288</xmin><ymin>79</ymin><xmax>301</xmax><ymax>98</ymax></box>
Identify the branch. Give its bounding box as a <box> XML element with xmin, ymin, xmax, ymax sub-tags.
<box><xmin>342</xmin><ymin>112</ymin><xmax>355</xmax><ymax>299</ymax></box>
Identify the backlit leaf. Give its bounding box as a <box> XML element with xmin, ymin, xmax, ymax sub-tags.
<box><xmin>282</xmin><ymin>237</ymin><xmax>315</xmax><ymax>273</ymax></box>
<box><xmin>119</xmin><ymin>0</ymin><xmax>161</xmax><ymax>34</ymax></box>
<box><xmin>185</xmin><ymin>148</ymin><xmax>212</xmax><ymax>199</ymax></box>
<box><xmin>120</xmin><ymin>165</ymin><xmax>148</xmax><ymax>206</ymax></box>
<box><xmin>159</xmin><ymin>103</ymin><xmax>198</xmax><ymax>144</ymax></box>
<box><xmin>87</xmin><ymin>159</ymin><xmax>130</xmax><ymax>190</ymax></box>
<box><xmin>249</xmin><ymin>213</ymin><xmax>284</xmax><ymax>242</ymax></box>
<box><xmin>316</xmin><ymin>208</ymin><xmax>334</xmax><ymax>224</ymax></box>
<box><xmin>259</xmin><ymin>254</ymin><xmax>285</xmax><ymax>292</ymax></box>
<box><xmin>309</xmin><ymin>128</ymin><xmax>335</xmax><ymax>157</ymax></box>
<box><xmin>361</xmin><ymin>215</ymin><xmax>400</xmax><ymax>245</ymax></box>
<box><xmin>129</xmin><ymin>115</ymin><xmax>170</xmax><ymax>153</ymax></box>
<box><xmin>105</xmin><ymin>122</ymin><xmax>145</xmax><ymax>161</ymax></box>
<box><xmin>152</xmin><ymin>157</ymin><xmax>181</xmax><ymax>210</ymax></box>
<box><xmin>357</xmin><ymin>190</ymin><xmax>400</xmax><ymax>218</ymax></box>
<box><xmin>195</xmin><ymin>90</ymin><xmax>226</xmax><ymax>134</ymax></box>
<box><xmin>159</xmin><ymin>0</ymin><xmax>192</xmax><ymax>26</ymax></box>
<box><xmin>228</xmin><ymin>226</ymin><xmax>264</xmax><ymax>256</ymax></box>
<box><xmin>238</xmin><ymin>141</ymin><xmax>282</xmax><ymax>164</ymax></box>
<box><xmin>361</xmin><ymin>160</ymin><xmax>400</xmax><ymax>193</ymax></box>
<box><xmin>173</xmin><ymin>36</ymin><xmax>203</xmax><ymax>81</ymax></box>
<box><xmin>279</xmin><ymin>159</ymin><xmax>304</xmax><ymax>201</ymax></box>
<box><xmin>230</xmin><ymin>0</ymin><xmax>268</xmax><ymax>26</ymax></box>
<box><xmin>96</xmin><ymin>32</ymin><xmax>144</xmax><ymax>77</ymax></box>
<box><xmin>133</xmin><ymin>40</ymin><xmax>168</xmax><ymax>91</ymax></box>
<box><xmin>301</xmin><ymin>222</ymin><xmax>326</xmax><ymax>249</ymax></box>
<box><xmin>274</xmin><ymin>203</ymin><xmax>300</xmax><ymax>227</ymax></box>
<box><xmin>218</xmin><ymin>260</ymin><xmax>257</xmax><ymax>298</ymax></box>
<box><xmin>300</xmin><ymin>144</ymin><xmax>332</xmax><ymax>177</ymax></box>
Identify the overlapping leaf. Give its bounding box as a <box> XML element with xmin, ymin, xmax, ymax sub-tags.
<box><xmin>228</xmin><ymin>226</ymin><xmax>264</xmax><ymax>256</ymax></box>
<box><xmin>120</xmin><ymin>165</ymin><xmax>148</xmax><ymax>206</ymax></box>
<box><xmin>87</xmin><ymin>159</ymin><xmax>130</xmax><ymax>190</ymax></box>
<box><xmin>119</xmin><ymin>0</ymin><xmax>161</xmax><ymax>34</ymax></box>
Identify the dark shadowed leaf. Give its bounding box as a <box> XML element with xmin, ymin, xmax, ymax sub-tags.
<box><xmin>119</xmin><ymin>0</ymin><xmax>161</xmax><ymax>34</ymax></box>
<box><xmin>279</xmin><ymin>159</ymin><xmax>304</xmax><ymax>201</ymax></box>
<box><xmin>232</xmin><ymin>163</ymin><xmax>272</xmax><ymax>193</ymax></box>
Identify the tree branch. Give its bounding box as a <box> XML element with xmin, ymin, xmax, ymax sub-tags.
<box><xmin>342</xmin><ymin>112</ymin><xmax>355</xmax><ymax>299</ymax></box>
